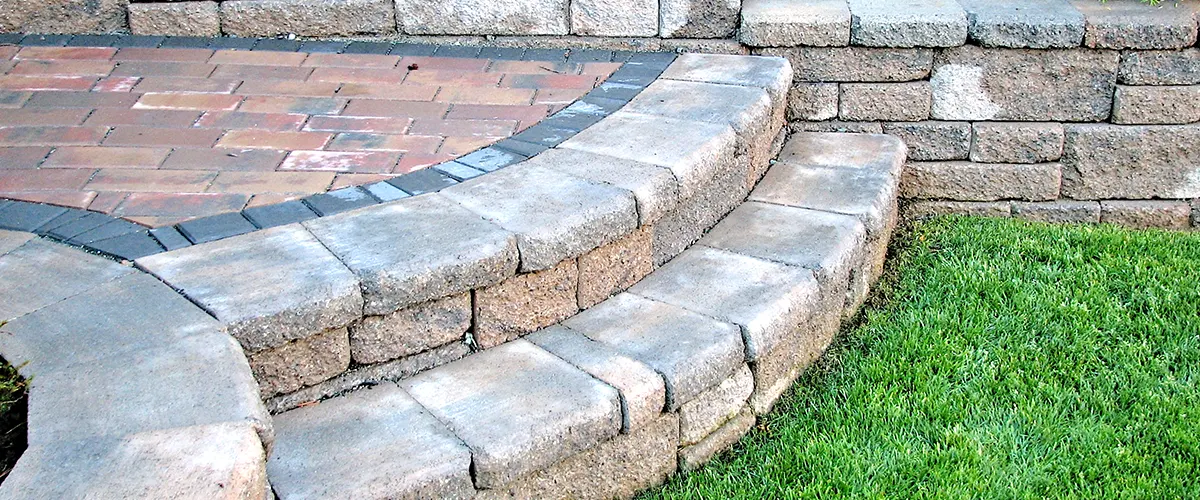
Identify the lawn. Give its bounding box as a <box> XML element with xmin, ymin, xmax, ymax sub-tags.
<box><xmin>647</xmin><ymin>216</ymin><xmax>1200</xmax><ymax>499</ymax></box>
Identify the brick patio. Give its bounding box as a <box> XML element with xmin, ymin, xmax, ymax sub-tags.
<box><xmin>0</xmin><ymin>44</ymin><xmax>621</xmax><ymax>227</ymax></box>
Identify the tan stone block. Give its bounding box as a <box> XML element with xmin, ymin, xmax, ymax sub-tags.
<box><xmin>577</xmin><ymin>226</ymin><xmax>653</xmax><ymax>308</ymax></box>
<box><xmin>348</xmin><ymin>293</ymin><xmax>470</xmax><ymax>365</ymax></box>
<box><xmin>474</xmin><ymin>259</ymin><xmax>579</xmax><ymax>348</ymax></box>
<box><xmin>679</xmin><ymin>365</ymin><xmax>753</xmax><ymax>446</ymax></box>
<box><xmin>249</xmin><ymin>328</ymin><xmax>351</xmax><ymax>397</ymax></box>
<box><xmin>678</xmin><ymin>408</ymin><xmax>755</xmax><ymax>472</ymax></box>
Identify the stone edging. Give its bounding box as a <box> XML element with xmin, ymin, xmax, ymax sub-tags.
<box><xmin>0</xmin><ymin>33</ymin><xmax>674</xmax><ymax>260</ymax></box>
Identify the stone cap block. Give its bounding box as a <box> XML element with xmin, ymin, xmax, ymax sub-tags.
<box><xmin>304</xmin><ymin>193</ymin><xmax>518</xmax><ymax>316</ymax></box>
<box><xmin>269</xmin><ymin>383</ymin><xmax>474</xmax><ymax>499</ymax></box>
<box><xmin>777</xmin><ymin>132</ymin><xmax>907</xmax><ymax>178</ymax></box>
<box><xmin>137</xmin><ymin>224</ymin><xmax>363</xmax><ymax>353</ymax></box>
<box><xmin>678</xmin><ymin>365</ymin><xmax>753</xmax><ymax>445</ymax></box>
<box><xmin>660</xmin><ymin>53</ymin><xmax>794</xmax><ymax>106</ymax></box>
<box><xmin>959</xmin><ymin>0</ymin><xmax>1085</xmax><ymax>48</ymax></box>
<box><xmin>848</xmin><ymin>0</ymin><xmax>969</xmax><ymax>48</ymax></box>
<box><xmin>758</xmin><ymin>46</ymin><xmax>934</xmax><ymax>83</ymax></box>
<box><xmin>752</xmin><ymin>162</ymin><xmax>898</xmax><ymax>235</ymax></box>
<box><xmin>740</xmin><ymin>0</ymin><xmax>852</xmax><ymax>47</ymax></box>
<box><xmin>440</xmin><ymin>163</ymin><xmax>638</xmax><ymax>272</ymax></box>
<box><xmin>624</xmin><ymin>78</ymin><xmax>774</xmax><ymax>145</ymax></box>
<box><xmin>0</xmin><ymin>237</ymin><xmax>133</xmax><ymax>322</ymax></box>
<box><xmin>526</xmin><ymin>148</ymin><xmax>679</xmax><ymax>226</ymax></box>
<box><xmin>1073</xmin><ymin>0</ymin><xmax>1199</xmax><ymax>49</ymax></box>
<box><xmin>0</xmin><ymin>229</ymin><xmax>33</xmax><ymax>256</ymax></box>
<box><xmin>399</xmin><ymin>339</ymin><xmax>621</xmax><ymax>489</ymax></box>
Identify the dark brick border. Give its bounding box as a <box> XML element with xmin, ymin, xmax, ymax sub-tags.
<box><xmin>0</xmin><ymin>33</ymin><xmax>675</xmax><ymax>260</ymax></box>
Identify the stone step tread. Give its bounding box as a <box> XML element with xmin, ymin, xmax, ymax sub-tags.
<box><xmin>0</xmin><ymin>236</ymin><xmax>134</xmax><ymax>323</ymax></box>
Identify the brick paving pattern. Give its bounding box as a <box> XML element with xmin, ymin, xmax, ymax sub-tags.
<box><xmin>0</xmin><ymin>44</ymin><xmax>621</xmax><ymax>227</ymax></box>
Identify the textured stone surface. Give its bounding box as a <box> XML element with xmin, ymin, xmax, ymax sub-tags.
<box><xmin>571</xmin><ymin>0</ymin><xmax>657</xmax><ymax>36</ymax></box>
<box><xmin>0</xmin><ymin>0</ymin><xmax>127</xmax><ymax>34</ymax></box>
<box><xmin>0</xmin><ymin>230</ymin><xmax>33</xmax><ymax>256</ymax></box>
<box><xmin>441</xmin><ymin>163</ymin><xmax>638</xmax><ymax>272</ymax></box>
<box><xmin>659</xmin><ymin>53</ymin><xmax>793</xmax><ymax>105</ymax></box>
<box><xmin>678</xmin><ymin>408</ymin><xmax>755</xmax><ymax>471</ymax></box>
<box><xmin>847</xmin><ymin>0</ymin><xmax>969</xmax><ymax>48</ymax></box>
<box><xmin>901</xmin><ymin>161</ymin><xmax>1062</xmax><ymax>201</ymax></box>
<box><xmin>650</xmin><ymin>154</ymin><xmax>749</xmax><ymax>265</ymax></box>
<box><xmin>348</xmin><ymin>293</ymin><xmax>470</xmax><ymax>365</ymax></box>
<box><xmin>1118</xmin><ymin>49</ymin><xmax>1200</xmax><ymax>85</ymax></box>
<box><xmin>528</xmin><ymin>326</ymin><xmax>666</xmax><ymax>433</ymax></box>
<box><xmin>563</xmin><ymin>292</ymin><xmax>745</xmax><ymax>410</ymax></box>
<box><xmin>305</xmin><ymin>194</ymin><xmax>517</xmax><ymax>316</ymax></box>
<box><xmin>1112</xmin><ymin>85</ymin><xmax>1200</xmax><ymax>125</ymax></box>
<box><xmin>776</xmin><ymin>131</ymin><xmax>907</xmax><ymax>179</ymax></box>
<box><xmin>527</xmin><ymin>149</ymin><xmax>677</xmax><ymax>226</ymax></box>
<box><xmin>788</xmin><ymin>83</ymin><xmax>839</xmax><ymax>121</ymax></box>
<box><xmin>793</xmin><ymin>120</ymin><xmax>885</xmax><ymax>134</ymax></box>
<box><xmin>1061</xmin><ymin>124</ymin><xmax>1200</xmax><ymax>200</ymax></box>
<box><xmin>248</xmin><ymin>327</ymin><xmax>351</xmax><ymax>397</ymax></box>
<box><xmin>757</xmin><ymin>46</ymin><xmax>933</xmax><ymax>82</ymax></box>
<box><xmin>740</xmin><ymin>0</ymin><xmax>851</xmax><ymax>47</ymax></box>
<box><xmin>0</xmin><ymin>238</ymin><xmax>132</xmax><ymax>322</ymax></box>
<box><xmin>660</xmin><ymin>0</ymin><xmax>742</xmax><ymax>38</ymax></box>
<box><xmin>1</xmin><ymin>423</ymin><xmax>266</xmax><ymax>500</ymax></box>
<box><xmin>883</xmin><ymin>121</ymin><xmax>971</xmax><ymax>161</ymax></box>
<box><xmin>1073</xmin><ymin>0</ymin><xmax>1199</xmax><ymax>50</ymax></box>
<box><xmin>906</xmin><ymin>200</ymin><xmax>1014</xmax><ymax>218</ymax></box>
<box><xmin>1012</xmin><ymin>201</ymin><xmax>1101</xmax><ymax>224</ymax></box>
<box><xmin>839</xmin><ymin>82</ymin><xmax>931</xmax><ymax>122</ymax></box>
<box><xmin>222</xmin><ymin>0</ymin><xmax>396</xmax><ymax>37</ymax></box>
<box><xmin>1100</xmin><ymin>200</ymin><xmax>1193</xmax><ymax>229</ymax></box>
<box><xmin>269</xmin><ymin>383</ymin><xmax>474</xmax><ymax>499</ymax></box>
<box><xmin>971</xmin><ymin>122</ymin><xmax>1066</xmax><ymax>164</ymax></box>
<box><xmin>577</xmin><ymin>225</ymin><xmax>653</xmax><ymax>308</ymax></box>
<box><xmin>474</xmin><ymin>258</ymin><xmax>579</xmax><ymax>349</ymax></box>
<box><xmin>129</xmin><ymin>1</ymin><xmax>220</xmax><ymax>36</ymax></box>
<box><xmin>138</xmin><ymin>224</ymin><xmax>363</xmax><ymax>353</ymax></box>
<box><xmin>400</xmin><ymin>340</ymin><xmax>621</xmax><ymax>489</ymax></box>
<box><xmin>930</xmin><ymin>46</ymin><xmax>1118</xmax><ymax>122</ymax></box>
<box><xmin>959</xmin><ymin>0</ymin><xmax>1085</xmax><ymax>48</ymax></box>
<box><xmin>679</xmin><ymin>365</ymin><xmax>753</xmax><ymax>446</ymax></box>
<box><xmin>395</xmin><ymin>0</ymin><xmax>568</xmax><ymax>34</ymax></box>
<box><xmin>625</xmin><ymin>78</ymin><xmax>774</xmax><ymax>149</ymax></box>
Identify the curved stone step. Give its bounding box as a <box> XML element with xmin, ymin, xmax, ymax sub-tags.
<box><xmin>265</xmin><ymin>130</ymin><xmax>907</xmax><ymax>499</ymax></box>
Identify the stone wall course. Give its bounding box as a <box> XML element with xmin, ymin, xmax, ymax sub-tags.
<box><xmin>0</xmin><ymin>0</ymin><xmax>128</xmax><ymax>34</ymax></box>
<box><xmin>757</xmin><ymin>46</ymin><xmax>933</xmax><ymax>82</ymax></box>
<box><xmin>847</xmin><ymin>0</ymin><xmax>969</xmax><ymax>48</ymax></box>
<box><xmin>248</xmin><ymin>327</ymin><xmax>351</xmax><ymax>397</ymax></box>
<box><xmin>1012</xmin><ymin>200</ymin><xmax>1102</xmax><ymax>224</ymax></box>
<box><xmin>906</xmin><ymin>200</ymin><xmax>1014</xmax><ymax>218</ymax></box>
<box><xmin>1112</xmin><ymin>85</ymin><xmax>1200</xmax><ymax>125</ymax></box>
<box><xmin>1118</xmin><ymin>49</ymin><xmax>1200</xmax><ymax>85</ymax></box>
<box><xmin>901</xmin><ymin>161</ymin><xmax>1062</xmax><ymax>201</ymax></box>
<box><xmin>678</xmin><ymin>408</ymin><xmax>755</xmax><ymax>471</ymax></box>
<box><xmin>221</xmin><ymin>0</ymin><xmax>396</xmax><ymax>37</ymax></box>
<box><xmin>740</xmin><ymin>0</ymin><xmax>852</xmax><ymax>48</ymax></box>
<box><xmin>678</xmin><ymin>365</ymin><xmax>754</xmax><ymax>446</ymax></box>
<box><xmin>129</xmin><ymin>1</ymin><xmax>220</xmax><ymax>37</ymax></box>
<box><xmin>1100</xmin><ymin>199</ymin><xmax>1193</xmax><ymax>229</ymax></box>
<box><xmin>394</xmin><ymin>0</ymin><xmax>569</xmax><ymax>35</ymax></box>
<box><xmin>839</xmin><ymin>82</ymin><xmax>932</xmax><ymax>122</ymax></box>
<box><xmin>1072</xmin><ymin>0</ymin><xmax>1199</xmax><ymax>50</ymax></box>
<box><xmin>577</xmin><ymin>225</ymin><xmax>654</xmax><ymax>308</ymax></box>
<box><xmin>970</xmin><ymin>122</ymin><xmax>1065</xmax><ymax>164</ymax></box>
<box><xmin>882</xmin><ymin>121</ymin><xmax>971</xmax><ymax>161</ymax></box>
<box><xmin>788</xmin><ymin>82</ymin><xmax>839</xmax><ymax>121</ymax></box>
<box><xmin>660</xmin><ymin>0</ymin><xmax>742</xmax><ymax>39</ymax></box>
<box><xmin>1061</xmin><ymin>124</ymin><xmax>1200</xmax><ymax>200</ymax></box>
<box><xmin>474</xmin><ymin>258</ymin><xmax>579</xmax><ymax>349</ymax></box>
<box><xmin>958</xmin><ymin>0</ymin><xmax>1085</xmax><ymax>49</ymax></box>
<box><xmin>571</xmin><ymin>0</ymin><xmax>658</xmax><ymax>37</ymax></box>
<box><xmin>348</xmin><ymin>293</ymin><xmax>471</xmax><ymax>365</ymax></box>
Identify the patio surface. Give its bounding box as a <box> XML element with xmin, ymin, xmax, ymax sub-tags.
<box><xmin>0</xmin><ymin>43</ymin><xmax>621</xmax><ymax>227</ymax></box>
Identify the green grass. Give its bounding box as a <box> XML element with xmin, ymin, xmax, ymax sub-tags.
<box><xmin>646</xmin><ymin>217</ymin><xmax>1200</xmax><ymax>499</ymax></box>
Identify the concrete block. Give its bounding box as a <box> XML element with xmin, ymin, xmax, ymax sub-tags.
<box><xmin>659</xmin><ymin>53</ymin><xmax>793</xmax><ymax>105</ymax></box>
<box><xmin>248</xmin><ymin>327</ymin><xmax>351</xmax><ymax>397</ymax></box>
<box><xmin>0</xmin><ymin>238</ymin><xmax>132</xmax><ymax>322</ymax></box>
<box><xmin>526</xmin><ymin>148</ymin><xmax>678</xmax><ymax>226</ymax></box>
<box><xmin>577</xmin><ymin>225</ymin><xmax>653</xmax><ymax>308</ymax></box>
<box><xmin>348</xmin><ymin>293</ymin><xmax>470</xmax><ymax>365</ymax></box>
<box><xmin>788</xmin><ymin>83</ymin><xmax>839</xmax><ymax>121</ymax></box>
<box><xmin>839</xmin><ymin>82</ymin><xmax>932</xmax><ymax>121</ymax></box>
<box><xmin>900</xmin><ymin>161</ymin><xmax>1062</xmax><ymax>201</ymax></box>
<box><xmin>740</xmin><ymin>0</ymin><xmax>851</xmax><ymax>47</ymax></box>
<box><xmin>757</xmin><ymin>46</ymin><xmax>933</xmax><ymax>82</ymax></box>
<box><xmin>1118</xmin><ymin>49</ymin><xmax>1200</xmax><ymax>85</ymax></box>
<box><xmin>649</xmin><ymin>154</ymin><xmax>749</xmax><ymax>265</ymax></box>
<box><xmin>0</xmin><ymin>229</ymin><xmax>33</xmax><ymax>256</ymax></box>
<box><xmin>971</xmin><ymin>122</ymin><xmax>1065</xmax><ymax>163</ymax></box>
<box><xmin>678</xmin><ymin>408</ymin><xmax>755</xmax><ymax>471</ymax></box>
<box><xmin>1073</xmin><ymin>0</ymin><xmax>1199</xmax><ymax>49</ymax></box>
<box><xmin>1100</xmin><ymin>200</ymin><xmax>1192</xmax><ymax>229</ymax></box>
<box><xmin>906</xmin><ymin>200</ymin><xmax>1014</xmax><ymax>218</ymax></box>
<box><xmin>1012</xmin><ymin>200</ymin><xmax>1101</xmax><ymax>224</ymax></box>
<box><xmin>660</xmin><ymin>0</ymin><xmax>741</xmax><ymax>38</ymax></box>
<box><xmin>571</xmin><ymin>0</ymin><xmax>658</xmax><ymax>36</ymax></box>
<box><xmin>678</xmin><ymin>365</ymin><xmax>753</xmax><ymax>445</ymax></box>
<box><xmin>474</xmin><ymin>259</ymin><xmax>579</xmax><ymax>349</ymax></box>
<box><xmin>776</xmin><ymin>131</ymin><xmax>907</xmax><ymax>179</ymax></box>
<box><xmin>1061</xmin><ymin>124</ymin><xmax>1200</xmax><ymax>200</ymax></box>
<box><xmin>221</xmin><ymin>0</ymin><xmax>396</xmax><ymax>37</ymax></box>
<box><xmin>129</xmin><ymin>1</ymin><xmax>220</xmax><ymax>36</ymax></box>
<box><xmin>793</xmin><ymin>120</ymin><xmax>886</xmax><ymax>134</ymax></box>
<box><xmin>395</xmin><ymin>0</ymin><xmax>569</xmax><ymax>35</ymax></box>
<box><xmin>1112</xmin><ymin>85</ymin><xmax>1200</xmax><ymax>125</ymax></box>
<box><xmin>847</xmin><ymin>0</ymin><xmax>969</xmax><ymax>48</ymax></box>
<box><xmin>0</xmin><ymin>0</ymin><xmax>127</xmax><ymax>34</ymax></box>
<box><xmin>959</xmin><ymin>0</ymin><xmax>1085</xmax><ymax>48</ymax></box>
<box><xmin>883</xmin><ymin>121</ymin><xmax>971</xmax><ymax>161</ymax></box>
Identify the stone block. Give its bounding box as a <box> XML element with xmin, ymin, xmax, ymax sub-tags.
<box><xmin>624</xmin><ymin>78</ymin><xmax>775</xmax><ymax>156</ymax></box>
<box><xmin>304</xmin><ymin>195</ymin><xmax>516</xmax><ymax>316</ymax></box>
<box><xmin>793</xmin><ymin>121</ymin><xmax>886</xmax><ymax>134</ymax></box>
<box><xmin>776</xmin><ymin>131</ymin><xmax>906</xmax><ymax>178</ymax></box>
<box><xmin>1073</xmin><ymin>0</ymin><xmax>1199</xmax><ymax>50</ymax></box>
<box><xmin>1100</xmin><ymin>200</ymin><xmax>1193</xmax><ymax>229</ymax></box>
<box><xmin>789</xmin><ymin>83</ymin><xmax>839</xmax><ymax>121</ymax></box>
<box><xmin>395</xmin><ymin>0</ymin><xmax>567</xmax><ymax>34</ymax></box>
<box><xmin>571</xmin><ymin>0</ymin><xmax>657</xmax><ymax>36</ymax></box>
<box><xmin>659</xmin><ymin>53</ymin><xmax>793</xmax><ymax>105</ymax></box>
<box><xmin>1012</xmin><ymin>200</ymin><xmax>1101</xmax><ymax>224</ymax></box>
<box><xmin>138</xmin><ymin>225</ymin><xmax>363</xmax><ymax>354</ymax></box>
<box><xmin>527</xmin><ymin>149</ymin><xmax>677</xmax><ymax>227</ymax></box>
<box><xmin>883</xmin><ymin>121</ymin><xmax>971</xmax><ymax>161</ymax></box>
<box><xmin>906</xmin><ymin>200</ymin><xmax>1014</xmax><ymax>218</ymax></box>
<box><xmin>248</xmin><ymin>327</ymin><xmax>351</xmax><ymax>397</ymax></box>
<box><xmin>563</xmin><ymin>292</ymin><xmax>745</xmax><ymax>411</ymax></box>
<box><xmin>1061</xmin><ymin>124</ymin><xmax>1200</xmax><ymax>199</ymax></box>
<box><xmin>0</xmin><ymin>229</ymin><xmax>33</xmax><ymax>256</ymax></box>
<box><xmin>959</xmin><ymin>0</ymin><xmax>1085</xmax><ymax>48</ymax></box>
<box><xmin>1112</xmin><ymin>85</ymin><xmax>1200</xmax><ymax>125</ymax></box>
<box><xmin>441</xmin><ymin>163</ymin><xmax>638</xmax><ymax>272</ymax></box>
<box><xmin>221</xmin><ymin>0</ymin><xmax>396</xmax><ymax>37</ymax></box>
<box><xmin>839</xmin><ymin>82</ymin><xmax>932</xmax><ymax>122</ymax></box>
<box><xmin>474</xmin><ymin>258</ymin><xmax>579</xmax><ymax>349</ymax></box>
<box><xmin>930</xmin><ymin>45</ymin><xmax>1118</xmax><ymax>122</ymax></box>
<box><xmin>476</xmin><ymin>414</ymin><xmax>678</xmax><ymax>499</ymax></box>
<box><xmin>740</xmin><ymin>0</ymin><xmax>851</xmax><ymax>47</ymax></box>
<box><xmin>757</xmin><ymin>46</ymin><xmax>933</xmax><ymax>82</ymax></box>
<box><xmin>901</xmin><ymin>161</ymin><xmax>1062</xmax><ymax>201</ymax></box>
<box><xmin>129</xmin><ymin>1</ymin><xmax>220</xmax><ymax>36</ymax></box>
<box><xmin>0</xmin><ymin>238</ymin><xmax>132</xmax><ymax>323</ymax></box>
<box><xmin>847</xmin><ymin>0</ymin><xmax>969</xmax><ymax>48</ymax></box>
<box><xmin>971</xmin><ymin>122</ymin><xmax>1066</xmax><ymax>164</ymax></box>
<box><xmin>400</xmin><ymin>340</ymin><xmax>622</xmax><ymax>489</ymax></box>
<box><xmin>528</xmin><ymin>326</ymin><xmax>666</xmax><ymax>433</ymax></box>
<box><xmin>1118</xmin><ymin>49</ymin><xmax>1200</xmax><ymax>85</ymax></box>
<box><xmin>678</xmin><ymin>408</ymin><xmax>755</xmax><ymax>471</ymax></box>
<box><xmin>649</xmin><ymin>154</ymin><xmax>749</xmax><ymax>265</ymax></box>
<box><xmin>0</xmin><ymin>423</ymin><xmax>266</xmax><ymax>499</ymax></box>
<box><xmin>679</xmin><ymin>365</ymin><xmax>753</xmax><ymax>446</ymax></box>
<box><xmin>0</xmin><ymin>0</ymin><xmax>127</xmax><ymax>34</ymax></box>
<box><xmin>577</xmin><ymin>225</ymin><xmax>653</xmax><ymax>308</ymax></box>
<box><xmin>348</xmin><ymin>293</ymin><xmax>470</xmax><ymax>365</ymax></box>
<box><xmin>269</xmin><ymin>383</ymin><xmax>474</xmax><ymax>499</ymax></box>
<box><xmin>660</xmin><ymin>0</ymin><xmax>741</xmax><ymax>38</ymax></box>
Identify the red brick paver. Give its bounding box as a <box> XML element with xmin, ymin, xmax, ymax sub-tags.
<box><xmin>0</xmin><ymin>44</ymin><xmax>622</xmax><ymax>227</ymax></box>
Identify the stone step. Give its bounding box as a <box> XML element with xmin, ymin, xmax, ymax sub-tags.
<box><xmin>266</xmin><ymin>131</ymin><xmax>906</xmax><ymax>499</ymax></box>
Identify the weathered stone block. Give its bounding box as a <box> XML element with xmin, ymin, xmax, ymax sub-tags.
<box><xmin>397</xmin><ymin>0</ymin><xmax>569</xmax><ymax>34</ymax></box>
<box><xmin>474</xmin><ymin>258</ymin><xmax>579</xmax><ymax>349</ymax></box>
<box><xmin>1073</xmin><ymin>0</ymin><xmax>1199</xmax><ymax>50</ymax></box>
<box><xmin>571</xmin><ymin>0</ymin><xmax>658</xmax><ymax>37</ymax></box>
<box><xmin>793</xmin><ymin>120</ymin><xmax>885</xmax><ymax>134</ymax></box>
<box><xmin>740</xmin><ymin>0</ymin><xmax>851</xmax><ymax>47</ymax></box>
<box><xmin>221</xmin><ymin>0</ymin><xmax>396</xmax><ymax>37</ymax></box>
<box><xmin>678</xmin><ymin>408</ymin><xmax>755</xmax><ymax>471</ymax></box>
<box><xmin>577</xmin><ymin>225</ymin><xmax>653</xmax><ymax>309</ymax></box>
<box><xmin>847</xmin><ymin>0</ymin><xmax>969</xmax><ymax>48</ymax></box>
<box><xmin>650</xmin><ymin>154</ymin><xmax>750</xmax><ymax>265</ymax></box>
<box><xmin>1100</xmin><ymin>200</ymin><xmax>1193</xmax><ymax>229</ymax></box>
<box><xmin>659</xmin><ymin>53</ymin><xmax>793</xmax><ymax>105</ymax></box>
<box><xmin>1061</xmin><ymin>124</ymin><xmax>1200</xmax><ymax>199</ymax></box>
<box><xmin>348</xmin><ymin>293</ymin><xmax>470</xmax><ymax>365</ymax></box>
<box><xmin>901</xmin><ymin>161</ymin><xmax>1062</xmax><ymax>201</ymax></box>
<box><xmin>625</xmin><ymin>78</ymin><xmax>775</xmax><ymax>161</ymax></box>
<box><xmin>269</xmin><ymin>383</ymin><xmax>474</xmax><ymax>499</ymax></box>
<box><xmin>0</xmin><ymin>230</ymin><xmax>33</xmax><ymax>256</ymax></box>
<box><xmin>930</xmin><ymin>45</ymin><xmax>1118</xmax><ymax>121</ymax></box>
<box><xmin>905</xmin><ymin>200</ymin><xmax>1013</xmax><ymax>218</ymax></box>
<box><xmin>0</xmin><ymin>0</ymin><xmax>127</xmax><ymax>34</ymax></box>
<box><xmin>840</xmin><ymin>82</ymin><xmax>931</xmax><ymax>122</ymax></box>
<box><xmin>138</xmin><ymin>225</ymin><xmax>363</xmax><ymax>353</ymax></box>
<box><xmin>679</xmin><ymin>365</ymin><xmax>753</xmax><ymax>446</ymax></box>
<box><xmin>1112</xmin><ymin>85</ymin><xmax>1200</xmax><ymax>125</ymax></box>
<box><xmin>0</xmin><ymin>238</ymin><xmax>132</xmax><ymax>323</ymax></box>
<box><xmin>1012</xmin><ymin>200</ymin><xmax>1101</xmax><ymax>224</ymax></box>
<box><xmin>971</xmin><ymin>122</ymin><xmax>1065</xmax><ymax>164</ymax></box>
<box><xmin>757</xmin><ymin>46</ymin><xmax>933</xmax><ymax>82</ymax></box>
<box><xmin>400</xmin><ymin>340</ymin><xmax>622</xmax><ymax>489</ymax></box>
<box><xmin>959</xmin><ymin>0</ymin><xmax>1085</xmax><ymax>48</ymax></box>
<box><xmin>883</xmin><ymin>121</ymin><xmax>971</xmax><ymax>161</ymax></box>
<box><xmin>1118</xmin><ymin>49</ymin><xmax>1200</xmax><ymax>85</ymax></box>
<box><xmin>248</xmin><ymin>327</ymin><xmax>351</xmax><ymax>397</ymax></box>
<box><xmin>660</xmin><ymin>0</ymin><xmax>741</xmax><ymax>38</ymax></box>
<box><xmin>525</xmin><ymin>149</ymin><xmax>678</xmax><ymax>227</ymax></box>
<box><xmin>129</xmin><ymin>1</ymin><xmax>220</xmax><ymax>36</ymax></box>
<box><xmin>788</xmin><ymin>83</ymin><xmax>839</xmax><ymax>121</ymax></box>
<box><xmin>776</xmin><ymin>131</ymin><xmax>907</xmax><ymax>180</ymax></box>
